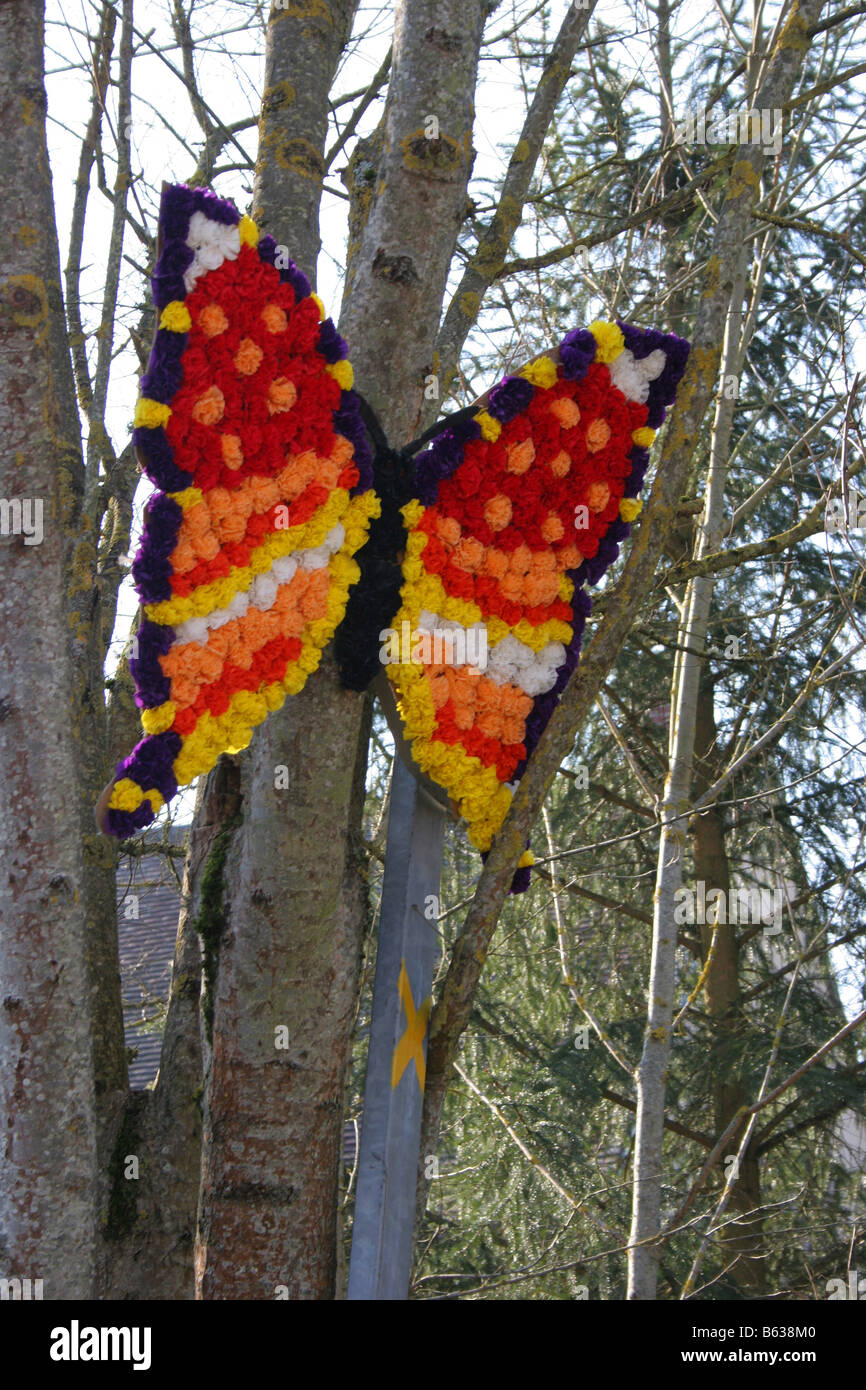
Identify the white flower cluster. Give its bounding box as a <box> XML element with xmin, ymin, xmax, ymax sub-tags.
<box><xmin>485</xmin><ymin>632</ymin><xmax>567</xmax><ymax>696</ymax></box>
<box><xmin>183</xmin><ymin>212</ymin><xmax>242</xmax><ymax>293</ymax></box>
<box><xmin>415</xmin><ymin>609</ymin><xmax>488</xmax><ymax>670</ymax></box>
<box><xmin>172</xmin><ymin>523</ymin><xmax>345</xmax><ymax>646</ymax></box>
<box><xmin>410</xmin><ymin>611</ymin><xmax>566</xmax><ymax>695</ymax></box>
<box><xmin>608</xmin><ymin>347</ymin><xmax>666</xmax><ymax>404</ymax></box>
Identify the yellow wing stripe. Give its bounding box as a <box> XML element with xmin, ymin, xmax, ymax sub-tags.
<box><xmin>144</xmin><ymin>489</ymin><xmax>379</xmax><ymax>626</ymax></box>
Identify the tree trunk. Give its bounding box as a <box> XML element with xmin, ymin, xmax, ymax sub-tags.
<box><xmin>65</xmin><ymin>1</ymin><xmax>131</xmax><ymax>1147</ymax></box>
<box><xmin>692</xmin><ymin>676</ymin><xmax>764</xmax><ymax>1293</ymax></box>
<box><xmin>0</xmin><ymin>0</ymin><xmax>98</xmax><ymax>1298</ymax></box>
<box><xmin>628</xmin><ymin>263</ymin><xmax>751</xmax><ymax>1299</ymax></box>
<box><xmin>627</xmin><ymin>0</ymin><xmax>825</xmax><ymax>1297</ymax></box>
<box><xmin>188</xmin><ymin>0</ymin><xmax>363</xmax><ymax>1302</ymax></box>
<box><xmin>193</xmin><ymin>0</ymin><xmax>485</xmax><ymax>1299</ymax></box>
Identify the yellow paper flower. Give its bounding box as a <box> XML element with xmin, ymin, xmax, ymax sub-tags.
<box><xmin>141</xmin><ymin>702</ymin><xmax>176</xmax><ymax>735</ymax></box>
<box><xmin>134</xmin><ymin>398</ymin><xmax>171</xmax><ymax>430</ymax></box>
<box><xmin>159</xmin><ymin>301</ymin><xmax>192</xmax><ymax>333</ymax></box>
<box><xmin>327</xmin><ymin>359</ymin><xmax>354</xmax><ymax>390</ymax></box>
<box><xmin>109</xmin><ymin>777</ymin><xmax>145</xmax><ymax>812</ymax></box>
<box><xmin>520</xmin><ymin>356</ymin><xmax>558</xmax><ymax>389</ymax></box>
<box><xmin>588</xmin><ymin>320</ymin><xmax>625</xmax><ymax>363</ymax></box>
<box><xmin>475</xmin><ymin>410</ymin><xmax>502</xmax><ymax>442</ymax></box>
<box><xmin>167</xmin><ymin>486</ymin><xmax>204</xmax><ymax>510</ymax></box>
<box><xmin>238</xmin><ymin>214</ymin><xmax>259</xmax><ymax>247</ymax></box>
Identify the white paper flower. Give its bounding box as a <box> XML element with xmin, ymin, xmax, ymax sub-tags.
<box><xmin>176</xmin><ymin>616</ymin><xmax>209</xmax><ymax>646</ymax></box>
<box><xmin>251</xmin><ymin>572</ymin><xmax>278</xmax><ymax>611</ymax></box>
<box><xmin>609</xmin><ymin>349</ymin><xmax>650</xmax><ymax>403</ymax></box>
<box><xmin>641</xmin><ymin>349</ymin><xmax>666</xmax><ymax>381</ymax></box>
<box><xmin>271</xmin><ymin>554</ymin><xmax>298</xmax><ymax>585</ymax></box>
<box><xmin>182</xmin><ymin>215</ymin><xmax>241</xmax><ymax>290</ymax></box>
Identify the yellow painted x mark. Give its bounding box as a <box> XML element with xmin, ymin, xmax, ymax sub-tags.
<box><xmin>391</xmin><ymin>959</ymin><xmax>431</xmax><ymax>1093</ymax></box>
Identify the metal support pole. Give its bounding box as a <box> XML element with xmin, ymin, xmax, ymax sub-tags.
<box><xmin>347</xmin><ymin>756</ymin><xmax>445</xmax><ymax>1300</ymax></box>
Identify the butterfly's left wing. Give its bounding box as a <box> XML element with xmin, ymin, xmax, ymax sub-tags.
<box><xmin>379</xmin><ymin>320</ymin><xmax>689</xmax><ymax>890</ymax></box>
<box><xmin>98</xmin><ymin>183</ymin><xmax>380</xmax><ymax>837</ymax></box>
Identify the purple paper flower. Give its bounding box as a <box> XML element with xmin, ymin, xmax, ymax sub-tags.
<box><xmin>414</xmin><ymin>417</ymin><xmax>481</xmax><ymax>503</ymax></box>
<box><xmin>510</xmin><ymin>863</ymin><xmax>533</xmax><ymax>894</ymax></box>
<box><xmin>140</xmin><ymin>332</ymin><xmax>187</xmax><ymax>402</ymax></box>
<box><xmin>160</xmin><ymin>184</ymin><xmax>239</xmax><ymax>244</ymax></box>
<box><xmin>118</xmin><ymin>730</ymin><xmax>182</xmax><ymax>800</ymax></box>
<box><xmin>624</xmin><ymin>446</ymin><xmax>651</xmax><ymax>499</ymax></box>
<box><xmin>317</xmin><ymin>317</ymin><xmax>348</xmax><ymax>364</ymax></box>
<box><xmin>334</xmin><ymin>391</ymin><xmax>374</xmax><ymax>493</ymax></box>
<box><xmin>257</xmin><ymin>236</ymin><xmax>312</xmax><ymax>301</ymax></box>
<box><xmin>488</xmin><ymin>375</ymin><xmax>534</xmax><ymax>422</ymax></box>
<box><xmin>152</xmin><ymin>241</ymin><xmax>195</xmax><ymax>310</ymax></box>
<box><xmin>618</xmin><ymin>322</ymin><xmax>691</xmax><ymax>427</ymax></box>
<box><xmin>130</xmin><ymin>619</ymin><xmax>176</xmax><ymax>708</ymax></box>
<box><xmin>131</xmin><ymin>494</ymin><xmax>183</xmax><ymax>604</ymax></box>
<box><xmin>134</xmin><ymin>427</ymin><xmax>194</xmax><ymax>493</ymax></box>
<box><xmin>105</xmin><ymin>802</ymin><xmax>155</xmax><ymax>836</ymax></box>
<box><xmin>559</xmin><ymin>327</ymin><xmax>596</xmax><ymax>381</ymax></box>
<box><xmin>105</xmin><ymin>731</ymin><xmax>183</xmax><ymax>834</ymax></box>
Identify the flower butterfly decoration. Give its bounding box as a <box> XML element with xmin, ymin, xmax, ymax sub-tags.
<box><xmin>96</xmin><ymin>182</ymin><xmax>690</xmax><ymax>893</ymax></box>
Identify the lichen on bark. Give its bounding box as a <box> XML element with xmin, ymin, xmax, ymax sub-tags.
<box><xmin>193</xmin><ymin>809</ymin><xmax>243</xmax><ymax>1043</ymax></box>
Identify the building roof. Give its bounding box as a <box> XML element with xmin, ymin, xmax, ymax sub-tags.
<box><xmin>117</xmin><ymin>826</ymin><xmax>188</xmax><ymax>1090</ymax></box>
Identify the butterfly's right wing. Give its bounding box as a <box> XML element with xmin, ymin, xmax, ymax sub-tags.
<box><xmin>377</xmin><ymin>320</ymin><xmax>690</xmax><ymax>888</ymax></box>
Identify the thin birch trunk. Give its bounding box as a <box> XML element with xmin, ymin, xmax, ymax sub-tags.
<box><xmin>626</xmin><ymin>0</ymin><xmax>826</xmax><ymax>1299</ymax></box>
<box><xmin>627</xmin><ymin>242</ymin><xmax>752</xmax><ymax>1299</ymax></box>
<box><xmin>691</xmin><ymin>678</ymin><xmax>765</xmax><ymax>1292</ymax></box>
